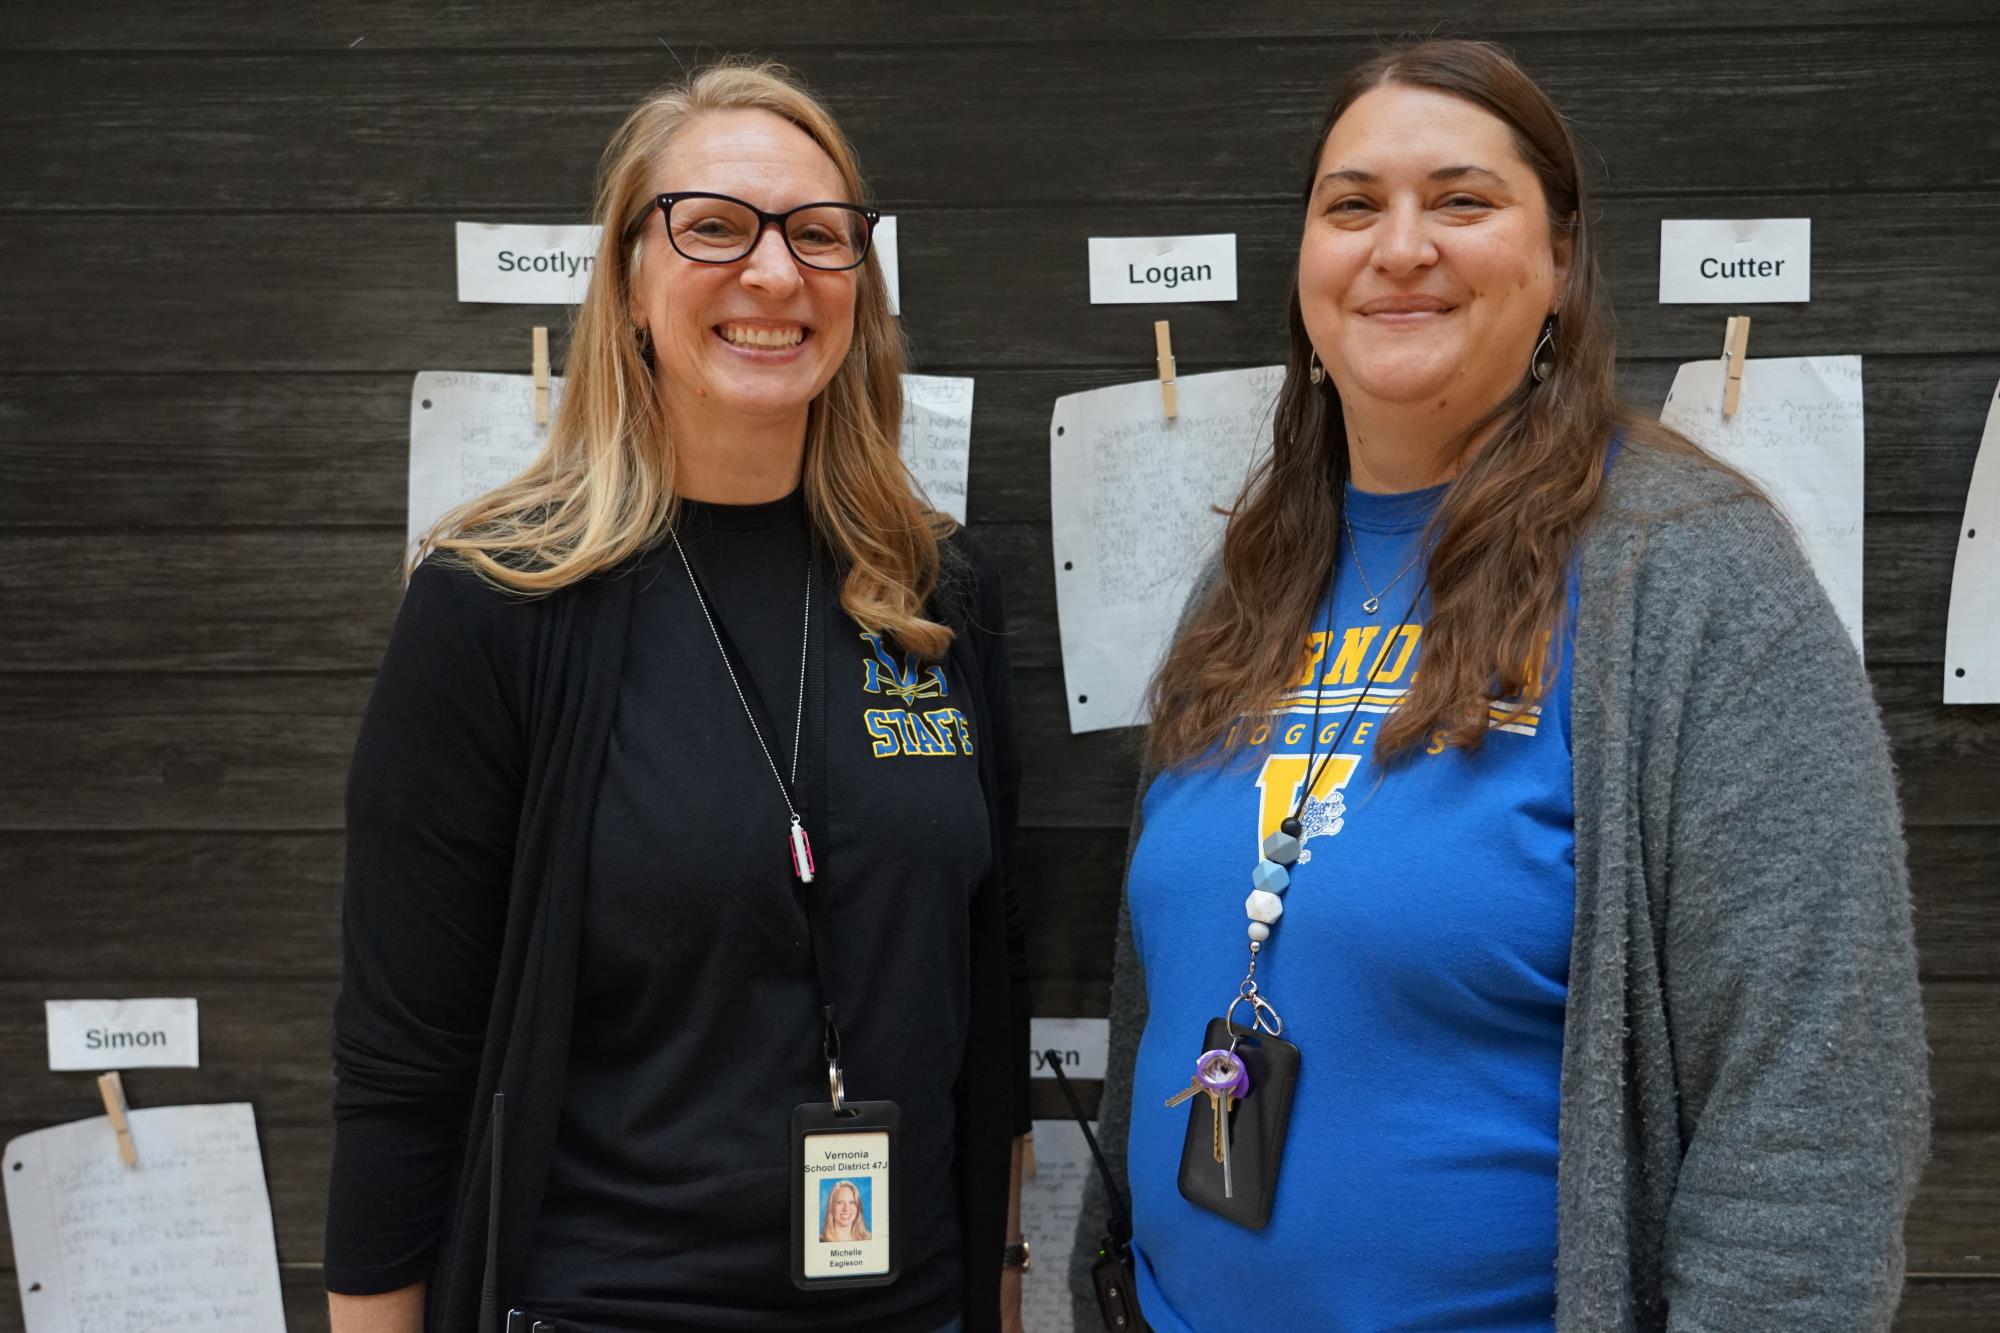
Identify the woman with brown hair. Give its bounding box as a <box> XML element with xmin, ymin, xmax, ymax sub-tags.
<box><xmin>1074</xmin><ymin>38</ymin><xmax>1928</xmax><ymax>1332</ymax></box>
<box><xmin>325</xmin><ymin>61</ymin><xmax>1029</xmax><ymax>1333</ymax></box>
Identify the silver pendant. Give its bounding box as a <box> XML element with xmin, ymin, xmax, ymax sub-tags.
<box><xmin>1362</xmin><ymin>597</ymin><xmax>1381</xmax><ymax>615</ymax></box>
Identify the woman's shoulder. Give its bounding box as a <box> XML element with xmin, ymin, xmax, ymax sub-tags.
<box><xmin>1598</xmin><ymin>433</ymin><xmax>1768</xmax><ymax>523</ymax></box>
<box><xmin>1587</xmin><ymin>435</ymin><xmax>1841</xmax><ymax>651</ymax></box>
<box><xmin>395</xmin><ymin>552</ymin><xmax>566</xmax><ymax>666</ymax></box>
<box><xmin>1592</xmin><ymin>435</ymin><xmax>1797</xmax><ymax>577</ymax></box>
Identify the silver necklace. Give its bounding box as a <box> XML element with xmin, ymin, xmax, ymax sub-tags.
<box><xmin>1342</xmin><ymin>509</ymin><xmax>1425</xmax><ymax>616</ymax></box>
<box><xmin>668</xmin><ymin>528</ymin><xmax>816</xmax><ymax>883</ymax></box>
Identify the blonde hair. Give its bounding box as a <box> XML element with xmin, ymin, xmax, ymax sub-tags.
<box><xmin>819</xmin><ymin>1179</ymin><xmax>871</xmax><ymax>1242</ymax></box>
<box><xmin>420</xmin><ymin>59</ymin><xmax>955</xmax><ymax>658</ymax></box>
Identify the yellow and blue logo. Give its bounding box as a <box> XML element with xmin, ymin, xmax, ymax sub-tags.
<box><xmin>858</xmin><ymin>632</ymin><xmax>973</xmax><ymax>759</ymax></box>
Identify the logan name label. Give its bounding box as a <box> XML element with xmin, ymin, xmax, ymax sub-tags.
<box><xmin>1088</xmin><ymin>233</ymin><xmax>1238</xmax><ymax>304</ymax></box>
<box><xmin>1659</xmin><ymin>218</ymin><xmax>1811</xmax><ymax>304</ymax></box>
<box><xmin>47</xmin><ymin>998</ymin><xmax>200</xmax><ymax>1070</ymax></box>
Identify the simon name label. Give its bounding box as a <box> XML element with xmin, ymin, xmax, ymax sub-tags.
<box><xmin>46</xmin><ymin>998</ymin><xmax>200</xmax><ymax>1071</ymax></box>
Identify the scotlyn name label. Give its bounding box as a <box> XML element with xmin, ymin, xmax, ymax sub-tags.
<box><xmin>1088</xmin><ymin>233</ymin><xmax>1238</xmax><ymax>304</ymax></box>
<box><xmin>457</xmin><ymin>222</ymin><xmax>603</xmax><ymax>304</ymax></box>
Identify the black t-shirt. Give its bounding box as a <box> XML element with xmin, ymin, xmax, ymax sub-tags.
<box><xmin>521</xmin><ymin>489</ymin><xmax>989</xmax><ymax>1332</ymax></box>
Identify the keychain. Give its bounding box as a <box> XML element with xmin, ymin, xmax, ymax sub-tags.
<box><xmin>1164</xmin><ymin>1047</ymin><xmax>1251</xmax><ymax>1197</ymax></box>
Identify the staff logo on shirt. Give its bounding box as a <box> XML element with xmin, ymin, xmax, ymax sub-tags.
<box><xmin>859</xmin><ymin>631</ymin><xmax>948</xmax><ymax>703</ymax></box>
<box><xmin>858</xmin><ymin>632</ymin><xmax>973</xmax><ymax>760</ymax></box>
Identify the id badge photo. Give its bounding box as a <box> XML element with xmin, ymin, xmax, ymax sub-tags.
<box><xmin>790</xmin><ymin>1099</ymin><xmax>900</xmax><ymax>1289</ymax></box>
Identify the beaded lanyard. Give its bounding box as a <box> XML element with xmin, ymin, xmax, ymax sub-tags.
<box><xmin>1169</xmin><ymin>539</ymin><xmax>1430</xmax><ymax>1148</ymax></box>
<box><xmin>1230</xmin><ymin>571</ymin><xmax>1429</xmax><ymax>1041</ymax></box>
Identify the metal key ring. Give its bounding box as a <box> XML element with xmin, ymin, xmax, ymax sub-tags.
<box><xmin>828</xmin><ymin>1059</ymin><xmax>846</xmax><ymax>1113</ymax></box>
<box><xmin>1225</xmin><ymin>990</ymin><xmax>1285</xmax><ymax>1038</ymax></box>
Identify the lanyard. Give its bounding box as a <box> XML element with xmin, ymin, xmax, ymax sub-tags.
<box><xmin>672</xmin><ymin>536</ymin><xmax>851</xmax><ymax>1103</ymax></box>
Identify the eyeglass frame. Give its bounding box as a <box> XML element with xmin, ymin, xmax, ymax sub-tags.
<box><xmin>627</xmin><ymin>191</ymin><xmax>880</xmax><ymax>272</ymax></box>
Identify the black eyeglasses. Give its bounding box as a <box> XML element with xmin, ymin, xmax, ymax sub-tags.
<box><xmin>631</xmin><ymin>191</ymin><xmax>879</xmax><ymax>272</ymax></box>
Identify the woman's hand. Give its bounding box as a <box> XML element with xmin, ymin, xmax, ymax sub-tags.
<box><xmin>327</xmin><ymin>1284</ymin><xmax>424</xmax><ymax>1333</ymax></box>
<box><xmin>1002</xmin><ymin>1133</ymin><xmax>1028</xmax><ymax>1333</ymax></box>
<box><xmin>1000</xmin><ymin>1265</ymin><xmax>1025</xmax><ymax>1333</ymax></box>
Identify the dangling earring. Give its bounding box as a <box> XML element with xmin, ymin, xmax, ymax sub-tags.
<box><xmin>1308</xmin><ymin>352</ymin><xmax>1325</xmax><ymax>385</ymax></box>
<box><xmin>1531</xmin><ymin>317</ymin><xmax>1557</xmax><ymax>384</ymax></box>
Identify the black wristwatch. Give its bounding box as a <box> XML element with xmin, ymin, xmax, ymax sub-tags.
<box><xmin>1001</xmin><ymin>1240</ymin><xmax>1033</xmax><ymax>1273</ymax></box>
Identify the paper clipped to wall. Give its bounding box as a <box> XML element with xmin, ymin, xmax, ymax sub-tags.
<box><xmin>1018</xmin><ymin>1118</ymin><xmax>1096</xmax><ymax>1333</ymax></box>
<box><xmin>407</xmin><ymin>370</ymin><xmax>568</xmax><ymax>550</ymax></box>
<box><xmin>1943</xmin><ymin>379</ymin><xmax>2000</xmax><ymax>703</ymax></box>
<box><xmin>4</xmin><ymin>1103</ymin><xmax>288</xmax><ymax>1332</ymax></box>
<box><xmin>1659</xmin><ymin>355</ymin><xmax>1865</xmax><ymax>657</ymax></box>
<box><xmin>900</xmin><ymin>373</ymin><xmax>972</xmax><ymax>523</ymax></box>
<box><xmin>409</xmin><ymin>370</ymin><xmax>972</xmax><ymax>550</ymax></box>
<box><xmin>1051</xmin><ymin>366</ymin><xmax>1282</xmax><ymax>732</ymax></box>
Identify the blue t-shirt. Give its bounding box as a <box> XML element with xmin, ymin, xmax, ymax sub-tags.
<box><xmin>1126</xmin><ymin>480</ymin><xmax>1578</xmax><ymax>1332</ymax></box>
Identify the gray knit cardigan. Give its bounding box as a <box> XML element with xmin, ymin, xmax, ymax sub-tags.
<box><xmin>1070</xmin><ymin>443</ymin><xmax>1931</xmax><ymax>1331</ymax></box>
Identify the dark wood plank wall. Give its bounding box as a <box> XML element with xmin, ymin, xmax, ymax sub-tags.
<box><xmin>2</xmin><ymin>4</ymin><xmax>1996</xmax><ymax>1327</ymax></box>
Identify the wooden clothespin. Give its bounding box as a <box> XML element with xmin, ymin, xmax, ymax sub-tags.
<box><xmin>1023</xmin><ymin>1131</ymin><xmax>1039</xmax><ymax>1181</ymax></box>
<box><xmin>1154</xmin><ymin>320</ymin><xmax>1178</xmax><ymax>419</ymax></box>
<box><xmin>532</xmin><ymin>326</ymin><xmax>552</xmax><ymax>426</ymax></box>
<box><xmin>97</xmin><ymin>1071</ymin><xmax>139</xmax><ymax>1168</ymax></box>
<box><xmin>1721</xmin><ymin>316</ymin><xmax>1751</xmax><ymax>418</ymax></box>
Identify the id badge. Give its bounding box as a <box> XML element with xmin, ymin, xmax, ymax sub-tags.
<box><xmin>791</xmin><ymin>1100</ymin><xmax>899</xmax><ymax>1289</ymax></box>
<box><xmin>1176</xmin><ymin>1018</ymin><xmax>1299</xmax><ymax>1230</ymax></box>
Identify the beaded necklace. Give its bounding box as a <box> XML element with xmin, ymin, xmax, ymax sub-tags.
<box><xmin>1234</xmin><ymin>573</ymin><xmax>1427</xmax><ymax>1027</ymax></box>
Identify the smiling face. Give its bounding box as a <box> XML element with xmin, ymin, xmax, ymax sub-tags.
<box><xmin>629</xmin><ymin>108</ymin><xmax>861</xmax><ymax>439</ymax></box>
<box><xmin>1299</xmin><ymin>83</ymin><xmax>1568</xmax><ymax>415</ymax></box>
<box><xmin>830</xmin><ymin>1183</ymin><xmax>860</xmax><ymax>1230</ymax></box>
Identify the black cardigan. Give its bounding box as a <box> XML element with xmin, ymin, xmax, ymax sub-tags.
<box><xmin>326</xmin><ymin>531</ymin><xmax>1032</xmax><ymax>1332</ymax></box>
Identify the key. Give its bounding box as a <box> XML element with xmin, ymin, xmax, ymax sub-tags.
<box><xmin>1164</xmin><ymin>1076</ymin><xmax>1205</xmax><ymax>1110</ymax></box>
<box><xmin>1208</xmin><ymin>1088</ymin><xmax>1224</xmax><ymax>1184</ymax></box>
<box><xmin>1193</xmin><ymin>1048</ymin><xmax>1249</xmax><ymax>1199</ymax></box>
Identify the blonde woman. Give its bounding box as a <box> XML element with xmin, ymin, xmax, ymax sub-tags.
<box><xmin>326</xmin><ymin>61</ymin><xmax>1029</xmax><ymax>1333</ymax></box>
<box><xmin>820</xmin><ymin>1180</ymin><xmax>873</xmax><ymax>1243</ymax></box>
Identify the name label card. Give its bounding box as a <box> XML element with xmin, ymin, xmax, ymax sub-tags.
<box><xmin>47</xmin><ymin>998</ymin><xmax>200</xmax><ymax>1070</ymax></box>
<box><xmin>457</xmin><ymin>222</ymin><xmax>602</xmax><ymax>303</ymax></box>
<box><xmin>874</xmin><ymin>214</ymin><xmax>902</xmax><ymax>315</ymax></box>
<box><xmin>1030</xmin><ymin>1017</ymin><xmax>1109</xmax><ymax>1080</ymax></box>
<box><xmin>1088</xmin><ymin>233</ymin><xmax>1238</xmax><ymax>304</ymax></box>
<box><xmin>1659</xmin><ymin>218</ymin><xmax>1811</xmax><ymax>303</ymax></box>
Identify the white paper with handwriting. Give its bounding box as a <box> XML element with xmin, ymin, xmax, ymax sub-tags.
<box><xmin>4</xmin><ymin>1103</ymin><xmax>287</xmax><ymax>1333</ymax></box>
<box><xmin>1050</xmin><ymin>366</ymin><xmax>1282</xmax><ymax>732</ymax></box>
<box><xmin>899</xmin><ymin>373</ymin><xmax>973</xmax><ymax>523</ymax></box>
<box><xmin>1660</xmin><ymin>354</ymin><xmax>1865</xmax><ymax>657</ymax></box>
<box><xmin>409</xmin><ymin>369</ymin><xmax>973</xmax><ymax>550</ymax></box>
<box><xmin>1019</xmin><ymin>1118</ymin><xmax>1094</xmax><ymax>1333</ymax></box>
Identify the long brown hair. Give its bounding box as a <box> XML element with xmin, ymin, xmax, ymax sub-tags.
<box><xmin>420</xmin><ymin>59</ymin><xmax>955</xmax><ymax>659</ymax></box>
<box><xmin>1147</xmin><ymin>37</ymin><xmax>1716</xmax><ymax>768</ymax></box>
